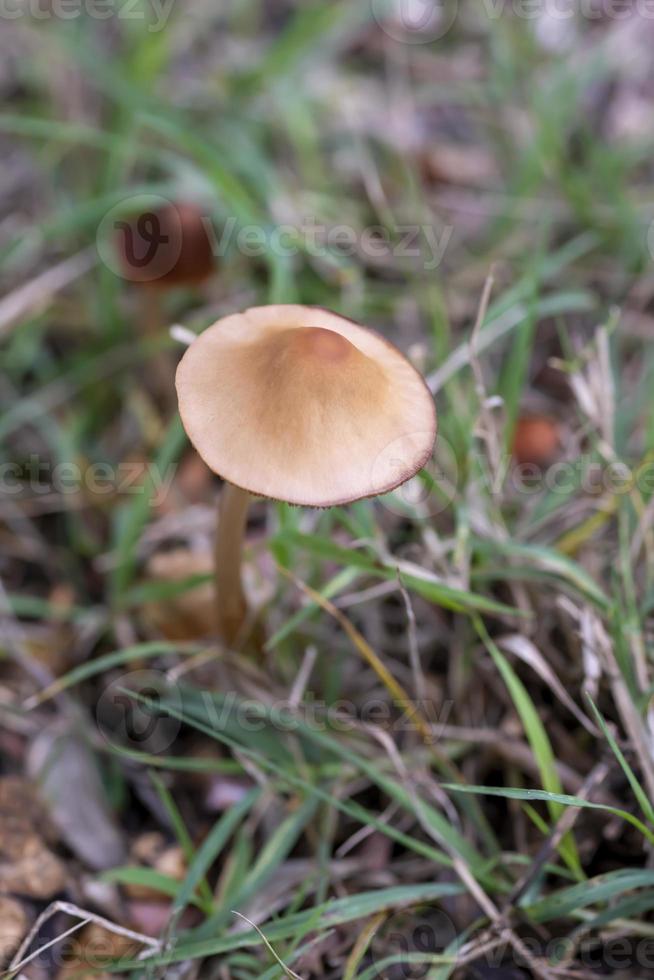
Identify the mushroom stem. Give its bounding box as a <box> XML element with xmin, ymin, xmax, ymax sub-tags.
<box><xmin>214</xmin><ymin>482</ymin><xmax>250</xmax><ymax>645</ymax></box>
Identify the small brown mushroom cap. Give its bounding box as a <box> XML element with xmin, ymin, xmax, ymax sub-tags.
<box><xmin>176</xmin><ymin>305</ymin><xmax>437</xmax><ymax>507</ymax></box>
<box><xmin>116</xmin><ymin>202</ymin><xmax>214</xmax><ymax>287</ymax></box>
<box><xmin>512</xmin><ymin>415</ymin><xmax>560</xmax><ymax>466</ymax></box>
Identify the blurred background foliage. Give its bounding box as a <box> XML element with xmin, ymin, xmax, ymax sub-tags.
<box><xmin>2</xmin><ymin>2</ymin><xmax>654</xmax><ymax>978</ymax></box>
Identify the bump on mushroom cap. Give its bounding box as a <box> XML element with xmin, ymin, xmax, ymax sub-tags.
<box><xmin>175</xmin><ymin>305</ymin><xmax>437</xmax><ymax>507</ymax></box>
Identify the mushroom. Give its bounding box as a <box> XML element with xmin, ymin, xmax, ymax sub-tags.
<box><xmin>512</xmin><ymin>414</ymin><xmax>560</xmax><ymax>466</ymax></box>
<box><xmin>116</xmin><ymin>201</ymin><xmax>214</xmax><ymax>403</ymax></box>
<box><xmin>175</xmin><ymin>304</ymin><xmax>437</xmax><ymax>646</ymax></box>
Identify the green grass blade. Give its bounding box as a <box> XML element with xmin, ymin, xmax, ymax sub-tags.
<box><xmin>443</xmin><ymin>784</ymin><xmax>654</xmax><ymax>847</ymax></box>
<box><xmin>586</xmin><ymin>694</ymin><xmax>654</xmax><ymax>826</ymax></box>
<box><xmin>474</xmin><ymin>617</ymin><xmax>582</xmax><ymax>876</ymax></box>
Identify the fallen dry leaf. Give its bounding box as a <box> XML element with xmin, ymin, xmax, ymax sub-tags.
<box><xmin>0</xmin><ymin>777</ymin><xmax>66</xmax><ymax>900</ymax></box>
<box><xmin>421</xmin><ymin>142</ymin><xmax>498</xmax><ymax>187</ymax></box>
<box><xmin>205</xmin><ymin>774</ymin><xmax>253</xmax><ymax>812</ymax></box>
<box><xmin>28</xmin><ymin>729</ymin><xmax>127</xmax><ymax>872</ymax></box>
<box><xmin>155</xmin><ymin>845</ymin><xmax>187</xmax><ymax>881</ymax></box>
<box><xmin>0</xmin><ymin>776</ymin><xmax>59</xmax><ymax>845</ymax></box>
<box><xmin>57</xmin><ymin>922</ymin><xmax>140</xmax><ymax>980</ymax></box>
<box><xmin>142</xmin><ymin>547</ymin><xmax>214</xmax><ymax>640</ymax></box>
<box><xmin>23</xmin><ymin>621</ymin><xmax>75</xmax><ymax>678</ymax></box>
<box><xmin>126</xmin><ymin>899</ymin><xmax>197</xmax><ymax>937</ymax></box>
<box><xmin>124</xmin><ymin>836</ymin><xmax>187</xmax><ymax>902</ymax></box>
<box><xmin>0</xmin><ymin>895</ymin><xmax>28</xmax><ymax>964</ymax></box>
<box><xmin>130</xmin><ymin>831</ymin><xmax>167</xmax><ymax>867</ymax></box>
<box><xmin>0</xmin><ymin>833</ymin><xmax>66</xmax><ymax>899</ymax></box>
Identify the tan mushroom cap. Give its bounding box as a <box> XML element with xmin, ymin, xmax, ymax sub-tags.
<box><xmin>175</xmin><ymin>305</ymin><xmax>437</xmax><ymax>507</ymax></box>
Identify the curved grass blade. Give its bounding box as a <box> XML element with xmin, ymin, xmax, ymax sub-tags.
<box><xmin>442</xmin><ymin>785</ymin><xmax>654</xmax><ymax>847</ymax></box>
